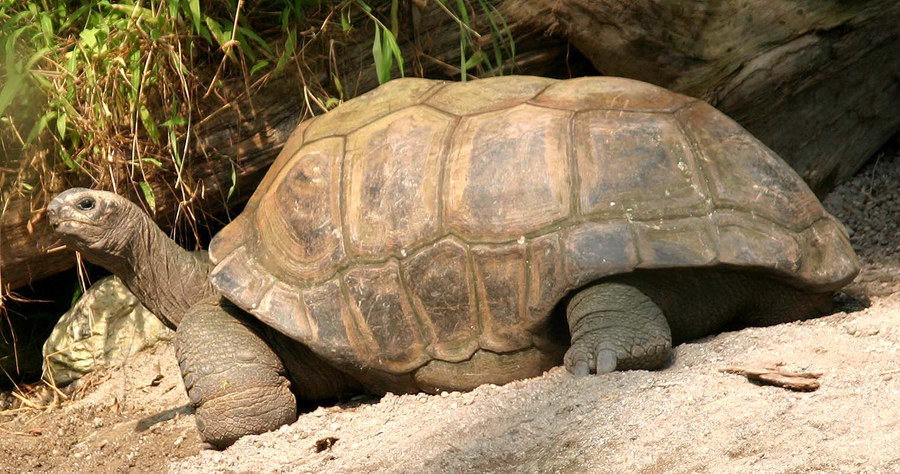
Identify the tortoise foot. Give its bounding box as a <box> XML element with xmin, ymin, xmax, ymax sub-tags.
<box><xmin>565</xmin><ymin>282</ymin><xmax>672</xmax><ymax>376</ymax></box>
<box><xmin>176</xmin><ymin>297</ymin><xmax>297</xmax><ymax>448</ymax></box>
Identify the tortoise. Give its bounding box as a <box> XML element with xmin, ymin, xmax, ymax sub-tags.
<box><xmin>48</xmin><ymin>76</ymin><xmax>859</xmax><ymax>448</ymax></box>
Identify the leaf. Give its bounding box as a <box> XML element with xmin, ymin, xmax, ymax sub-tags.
<box><xmin>340</xmin><ymin>6</ymin><xmax>352</xmax><ymax>31</ymax></box>
<box><xmin>0</xmin><ymin>73</ymin><xmax>24</xmax><ymax>117</ymax></box>
<box><xmin>383</xmin><ymin>27</ymin><xmax>404</xmax><ymax>77</ymax></box>
<box><xmin>26</xmin><ymin>110</ymin><xmax>55</xmax><ymax>145</ymax></box>
<box><xmin>477</xmin><ymin>0</ymin><xmax>508</xmax><ymax>74</ymax></box>
<box><xmin>25</xmin><ymin>47</ymin><xmax>51</xmax><ymax>70</ymax></box>
<box><xmin>56</xmin><ymin>112</ymin><xmax>67</xmax><ymax>139</ymax></box>
<box><xmin>324</xmin><ymin>97</ymin><xmax>341</xmax><ymax>110</ymax></box>
<box><xmin>139</xmin><ymin>181</ymin><xmax>156</xmax><ymax>212</ymax></box>
<box><xmin>205</xmin><ymin>17</ymin><xmax>228</xmax><ymax>49</ymax></box>
<box><xmin>130</xmin><ymin>49</ymin><xmax>142</xmax><ymax>103</ymax></box>
<box><xmin>233</xmin><ymin>29</ymin><xmax>257</xmax><ymax>63</ymax></box>
<box><xmin>189</xmin><ymin>0</ymin><xmax>202</xmax><ymax>35</ymax></box>
<box><xmin>65</xmin><ymin>50</ymin><xmax>78</xmax><ymax>74</ymax></box>
<box><xmin>39</xmin><ymin>13</ymin><xmax>54</xmax><ymax>47</ymax></box>
<box><xmin>274</xmin><ymin>28</ymin><xmax>296</xmax><ymax>74</ymax></box>
<box><xmin>464</xmin><ymin>50</ymin><xmax>487</xmax><ymax>70</ymax></box>
<box><xmin>238</xmin><ymin>26</ymin><xmax>273</xmax><ymax>55</ymax></box>
<box><xmin>108</xmin><ymin>4</ymin><xmax>160</xmax><ymax>26</ymax></box>
<box><xmin>249</xmin><ymin>60</ymin><xmax>269</xmax><ymax>76</ymax></box>
<box><xmin>227</xmin><ymin>161</ymin><xmax>237</xmax><ymax>201</ymax></box>
<box><xmin>170</xmin><ymin>129</ymin><xmax>182</xmax><ymax>170</ymax></box>
<box><xmin>58</xmin><ymin>148</ymin><xmax>79</xmax><ymax>171</ymax></box>
<box><xmin>70</xmin><ymin>282</ymin><xmax>84</xmax><ymax>307</ymax></box>
<box><xmin>139</xmin><ymin>104</ymin><xmax>160</xmax><ymax>143</ymax></box>
<box><xmin>332</xmin><ymin>73</ymin><xmax>344</xmax><ymax>98</ymax></box>
<box><xmin>372</xmin><ymin>25</ymin><xmax>387</xmax><ymax>83</ymax></box>
<box><xmin>80</xmin><ymin>28</ymin><xmax>98</xmax><ymax>49</ymax></box>
<box><xmin>390</xmin><ymin>0</ymin><xmax>400</xmax><ymax>35</ymax></box>
<box><xmin>374</xmin><ymin>26</ymin><xmax>404</xmax><ymax>84</ymax></box>
<box><xmin>355</xmin><ymin>0</ymin><xmax>372</xmax><ymax>14</ymax></box>
<box><xmin>141</xmin><ymin>157</ymin><xmax>164</xmax><ymax>168</ymax></box>
<box><xmin>161</xmin><ymin>116</ymin><xmax>187</xmax><ymax>127</ymax></box>
<box><xmin>5</xmin><ymin>27</ymin><xmax>27</xmax><ymax>68</ymax></box>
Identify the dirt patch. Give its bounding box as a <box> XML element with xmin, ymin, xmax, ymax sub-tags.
<box><xmin>2</xmin><ymin>151</ymin><xmax>898</xmax><ymax>473</ymax></box>
<box><xmin>0</xmin><ymin>344</ymin><xmax>201</xmax><ymax>472</ymax></box>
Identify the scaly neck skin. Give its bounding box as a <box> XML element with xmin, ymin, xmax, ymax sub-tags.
<box><xmin>101</xmin><ymin>210</ymin><xmax>217</xmax><ymax>330</ymax></box>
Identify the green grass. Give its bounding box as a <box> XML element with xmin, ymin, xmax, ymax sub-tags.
<box><xmin>0</xmin><ymin>0</ymin><xmax>322</xmax><ymax>210</ymax></box>
<box><xmin>1</xmin><ymin>0</ymin><xmax>514</xmax><ymax>214</ymax></box>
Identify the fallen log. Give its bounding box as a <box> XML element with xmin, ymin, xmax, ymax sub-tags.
<box><xmin>503</xmin><ymin>0</ymin><xmax>900</xmax><ymax>192</ymax></box>
<box><xmin>1</xmin><ymin>0</ymin><xmax>589</xmax><ymax>291</ymax></box>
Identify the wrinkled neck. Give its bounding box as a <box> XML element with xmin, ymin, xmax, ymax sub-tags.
<box><xmin>115</xmin><ymin>213</ymin><xmax>217</xmax><ymax>329</ymax></box>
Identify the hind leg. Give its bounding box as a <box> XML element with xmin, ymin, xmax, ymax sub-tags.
<box><xmin>565</xmin><ymin>282</ymin><xmax>672</xmax><ymax>376</ymax></box>
<box><xmin>175</xmin><ymin>297</ymin><xmax>296</xmax><ymax>448</ymax></box>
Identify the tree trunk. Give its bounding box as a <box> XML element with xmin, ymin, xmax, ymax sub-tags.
<box><xmin>503</xmin><ymin>0</ymin><xmax>900</xmax><ymax>192</ymax></box>
<box><xmin>1</xmin><ymin>0</ymin><xmax>591</xmax><ymax>291</ymax></box>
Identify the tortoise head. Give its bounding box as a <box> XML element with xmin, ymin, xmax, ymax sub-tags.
<box><xmin>47</xmin><ymin>188</ymin><xmax>143</xmax><ymax>268</ymax></box>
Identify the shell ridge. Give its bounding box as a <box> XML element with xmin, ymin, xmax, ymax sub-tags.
<box><xmin>672</xmin><ymin>104</ymin><xmax>716</xmax><ymax>216</ymax></box>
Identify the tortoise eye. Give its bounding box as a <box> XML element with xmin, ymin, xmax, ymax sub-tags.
<box><xmin>76</xmin><ymin>197</ymin><xmax>95</xmax><ymax>211</ymax></box>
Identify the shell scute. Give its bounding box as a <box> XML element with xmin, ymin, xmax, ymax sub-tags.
<box><xmin>427</xmin><ymin>75</ymin><xmax>553</xmax><ymax>115</ymax></box>
<box><xmin>633</xmin><ymin>218</ymin><xmax>718</xmax><ymax>268</ymax></box>
<box><xmin>342</xmin><ymin>262</ymin><xmax>429</xmax><ymax>373</ymax></box>
<box><xmin>446</xmin><ymin>103</ymin><xmax>572</xmax><ymax>241</ymax></box>
<box><xmin>402</xmin><ymin>238</ymin><xmax>479</xmax><ymax>362</ymax></box>
<box><xmin>575</xmin><ymin>110</ymin><xmax>708</xmax><ymax>220</ymax></box>
<box><xmin>303</xmin><ymin>78</ymin><xmax>440</xmax><ymax>142</ymax></box>
<box><xmin>255</xmin><ymin>137</ymin><xmax>346</xmax><ymax>282</ymax></box>
<box><xmin>300</xmin><ymin>280</ymin><xmax>365</xmax><ymax>368</ymax></box>
<box><xmin>343</xmin><ymin>106</ymin><xmax>452</xmax><ymax>257</ymax></box>
<box><xmin>471</xmin><ymin>244</ymin><xmax>531</xmax><ymax>353</ymax></box>
<box><xmin>531</xmin><ymin>76</ymin><xmax>692</xmax><ymax>112</ymax></box>
<box><xmin>677</xmin><ymin>101</ymin><xmax>825</xmax><ymax>230</ymax></box>
<box><xmin>563</xmin><ymin>221</ymin><xmax>638</xmax><ymax>290</ymax></box>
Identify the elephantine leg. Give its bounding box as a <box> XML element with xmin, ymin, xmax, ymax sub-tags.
<box><xmin>565</xmin><ymin>283</ymin><xmax>672</xmax><ymax>376</ymax></box>
<box><xmin>175</xmin><ymin>296</ymin><xmax>297</xmax><ymax>448</ymax></box>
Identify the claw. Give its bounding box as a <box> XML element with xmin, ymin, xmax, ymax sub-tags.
<box><xmin>573</xmin><ymin>360</ymin><xmax>591</xmax><ymax>377</ymax></box>
<box><xmin>595</xmin><ymin>349</ymin><xmax>617</xmax><ymax>374</ymax></box>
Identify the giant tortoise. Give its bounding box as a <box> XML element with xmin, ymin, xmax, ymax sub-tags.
<box><xmin>48</xmin><ymin>76</ymin><xmax>859</xmax><ymax>448</ymax></box>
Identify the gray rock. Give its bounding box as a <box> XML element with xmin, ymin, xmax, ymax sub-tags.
<box><xmin>42</xmin><ymin>276</ymin><xmax>172</xmax><ymax>386</ymax></box>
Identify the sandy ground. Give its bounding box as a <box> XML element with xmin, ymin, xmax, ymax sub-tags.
<box><xmin>1</xmin><ymin>148</ymin><xmax>898</xmax><ymax>473</ymax></box>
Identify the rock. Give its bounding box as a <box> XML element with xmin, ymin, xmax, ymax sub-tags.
<box><xmin>42</xmin><ymin>276</ymin><xmax>172</xmax><ymax>386</ymax></box>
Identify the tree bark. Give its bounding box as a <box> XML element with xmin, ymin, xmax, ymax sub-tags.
<box><xmin>1</xmin><ymin>0</ymin><xmax>591</xmax><ymax>291</ymax></box>
<box><xmin>503</xmin><ymin>0</ymin><xmax>900</xmax><ymax>192</ymax></box>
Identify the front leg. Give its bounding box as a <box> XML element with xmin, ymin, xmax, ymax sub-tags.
<box><xmin>175</xmin><ymin>297</ymin><xmax>297</xmax><ymax>448</ymax></box>
<box><xmin>565</xmin><ymin>283</ymin><xmax>672</xmax><ymax>376</ymax></box>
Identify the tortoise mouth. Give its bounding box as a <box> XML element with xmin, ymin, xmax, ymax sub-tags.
<box><xmin>49</xmin><ymin>217</ymin><xmax>95</xmax><ymax>230</ymax></box>
<box><xmin>49</xmin><ymin>218</ymin><xmax>101</xmax><ymax>242</ymax></box>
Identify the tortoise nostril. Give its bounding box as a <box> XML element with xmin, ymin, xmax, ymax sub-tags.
<box><xmin>47</xmin><ymin>208</ymin><xmax>59</xmax><ymax>226</ymax></box>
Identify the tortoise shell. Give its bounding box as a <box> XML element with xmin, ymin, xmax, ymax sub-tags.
<box><xmin>209</xmin><ymin>76</ymin><xmax>857</xmax><ymax>389</ymax></box>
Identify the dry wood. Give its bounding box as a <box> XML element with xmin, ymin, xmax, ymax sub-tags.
<box><xmin>722</xmin><ymin>363</ymin><xmax>823</xmax><ymax>392</ymax></box>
